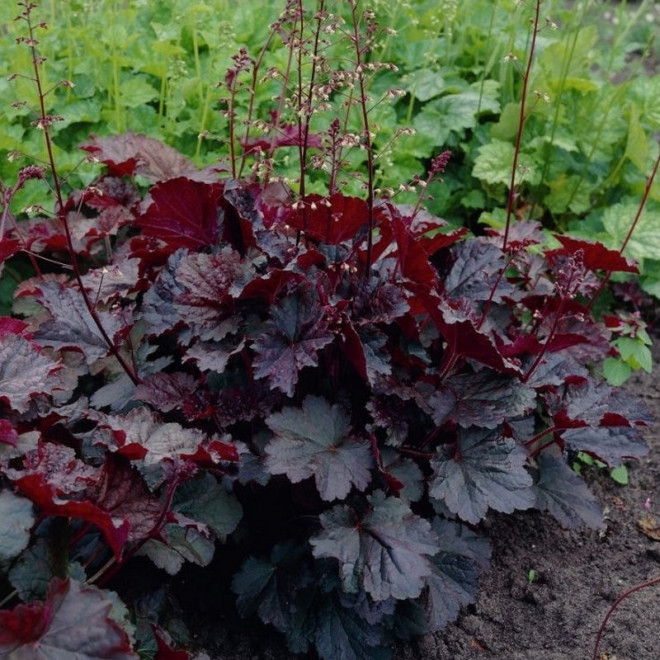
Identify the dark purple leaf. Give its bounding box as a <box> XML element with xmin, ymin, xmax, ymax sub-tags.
<box><xmin>430</xmin><ymin>427</ymin><xmax>535</xmax><ymax>524</ymax></box>
<box><xmin>232</xmin><ymin>542</ymin><xmax>310</xmax><ymax>630</ymax></box>
<box><xmin>134</xmin><ymin>372</ymin><xmax>199</xmax><ymax>413</ymax></box>
<box><xmin>173</xmin><ymin>473</ymin><xmax>242</xmax><ymax>541</ymax></box>
<box><xmin>561</xmin><ymin>426</ymin><xmax>648</xmax><ymax>467</ymax></box>
<box><xmin>33</xmin><ymin>280</ymin><xmax>124</xmax><ymax>364</ymax></box>
<box><xmin>265</xmin><ymin>396</ymin><xmax>372</xmax><ymax>501</ymax></box>
<box><xmin>445</xmin><ymin>239</ymin><xmax>514</xmax><ymax>302</ymax></box>
<box><xmin>0</xmin><ymin>490</ymin><xmax>34</xmax><ymax>562</ymax></box>
<box><xmin>82</xmin><ymin>132</ymin><xmax>204</xmax><ymax>183</ymax></box>
<box><xmin>534</xmin><ymin>446</ymin><xmax>603</xmax><ymax>529</ymax></box>
<box><xmin>311</xmin><ymin>491</ymin><xmax>438</xmax><ymax>601</ymax></box>
<box><xmin>312</xmin><ymin>593</ymin><xmax>390</xmax><ymax>660</ymax></box>
<box><xmin>252</xmin><ymin>290</ymin><xmax>335</xmax><ymax>397</ymax></box>
<box><xmin>444</xmin><ymin>372</ymin><xmax>536</xmax><ymax>429</ymax></box>
<box><xmin>138</xmin><ymin>523</ymin><xmax>215</xmax><ymax>575</ymax></box>
<box><xmin>422</xmin><ymin>519</ymin><xmax>490</xmax><ymax>631</ymax></box>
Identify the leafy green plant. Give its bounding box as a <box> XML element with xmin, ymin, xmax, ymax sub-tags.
<box><xmin>0</xmin><ymin>1</ymin><xmax>655</xmax><ymax>659</ymax></box>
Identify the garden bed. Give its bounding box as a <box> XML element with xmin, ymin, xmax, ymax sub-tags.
<box><xmin>181</xmin><ymin>338</ymin><xmax>658</xmax><ymax>660</ymax></box>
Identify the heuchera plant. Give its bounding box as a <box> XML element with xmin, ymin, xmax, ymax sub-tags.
<box><xmin>0</xmin><ymin>2</ymin><xmax>653</xmax><ymax>659</ymax></box>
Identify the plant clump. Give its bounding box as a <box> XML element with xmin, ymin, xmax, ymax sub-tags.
<box><xmin>0</xmin><ymin>1</ymin><xmax>655</xmax><ymax>659</ymax></box>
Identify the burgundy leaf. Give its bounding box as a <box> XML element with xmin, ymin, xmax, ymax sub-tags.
<box><xmin>154</xmin><ymin>627</ymin><xmax>190</xmax><ymax>660</ymax></box>
<box><xmin>0</xmin><ymin>238</ymin><xmax>20</xmax><ymax>263</ymax></box>
<box><xmin>0</xmin><ymin>578</ymin><xmax>136</xmax><ymax>658</ymax></box>
<box><xmin>0</xmin><ymin>419</ymin><xmax>18</xmax><ymax>447</ymax></box>
<box><xmin>390</xmin><ymin>214</ymin><xmax>440</xmax><ymax>284</ymax></box>
<box><xmin>280</xmin><ymin>194</ymin><xmax>370</xmax><ymax>245</ymax></box>
<box><xmin>12</xmin><ymin>472</ymin><xmax>130</xmax><ymax>557</ymax></box>
<box><xmin>551</xmin><ymin>235</ymin><xmax>638</xmax><ymax>273</ymax></box>
<box><xmin>86</xmin><ymin>456</ymin><xmax>164</xmax><ymax>543</ymax></box>
<box><xmin>417</xmin><ymin>291</ymin><xmax>520</xmax><ymax>374</ymax></box>
<box><xmin>135</xmin><ymin>177</ymin><xmax>223</xmax><ymax>251</ymax></box>
<box><xmin>82</xmin><ymin>132</ymin><xmax>201</xmax><ymax>183</ymax></box>
<box><xmin>5</xmin><ymin>443</ymin><xmax>131</xmax><ymax>557</ymax></box>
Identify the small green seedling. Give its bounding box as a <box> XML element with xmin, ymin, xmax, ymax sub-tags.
<box><xmin>573</xmin><ymin>452</ymin><xmax>629</xmax><ymax>485</ymax></box>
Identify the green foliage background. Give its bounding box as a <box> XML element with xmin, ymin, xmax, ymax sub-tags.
<box><xmin>2</xmin><ymin>0</ymin><xmax>660</xmax><ymax>295</ymax></box>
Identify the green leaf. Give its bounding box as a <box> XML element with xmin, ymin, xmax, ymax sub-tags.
<box><xmin>311</xmin><ymin>491</ymin><xmax>438</xmax><ymax>601</ymax></box>
<box><xmin>264</xmin><ymin>396</ymin><xmax>373</xmax><ymax>501</ymax></box>
<box><xmin>603</xmin><ymin>357</ymin><xmax>632</xmax><ymax>386</ymax></box>
<box><xmin>602</xmin><ymin>201</ymin><xmax>660</xmax><ymax>261</ymax></box>
<box><xmin>609</xmin><ymin>465</ymin><xmax>629</xmax><ymax>485</ymax></box>
<box><xmin>472</xmin><ymin>140</ymin><xmax>540</xmax><ymax>188</ymax></box>
<box><xmin>0</xmin><ymin>490</ymin><xmax>34</xmax><ymax>562</ymax></box>
<box><xmin>624</xmin><ymin>104</ymin><xmax>649</xmax><ymax>173</ymax></box>
<box><xmin>615</xmin><ymin>337</ymin><xmax>653</xmax><ymax>373</ymax></box>
<box><xmin>429</xmin><ymin>427</ymin><xmax>535</xmax><ymax>524</ymax></box>
<box><xmin>402</xmin><ymin>69</ymin><xmax>446</xmax><ymax>102</ymax></box>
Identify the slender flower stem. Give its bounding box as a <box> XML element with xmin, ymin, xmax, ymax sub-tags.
<box><xmin>349</xmin><ymin>0</ymin><xmax>375</xmax><ymax>275</ymax></box>
<box><xmin>22</xmin><ymin>7</ymin><xmax>139</xmax><ymax>385</ymax></box>
<box><xmin>503</xmin><ymin>0</ymin><xmax>542</xmax><ymax>251</ymax></box>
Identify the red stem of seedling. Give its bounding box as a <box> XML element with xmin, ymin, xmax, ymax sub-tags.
<box><xmin>592</xmin><ymin>574</ymin><xmax>660</xmax><ymax>660</ymax></box>
<box><xmin>503</xmin><ymin>0</ymin><xmax>542</xmax><ymax>251</ymax></box>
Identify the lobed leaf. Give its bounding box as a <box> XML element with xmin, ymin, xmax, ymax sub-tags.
<box><xmin>311</xmin><ymin>491</ymin><xmax>438</xmax><ymax>601</ymax></box>
<box><xmin>430</xmin><ymin>427</ymin><xmax>535</xmax><ymax>524</ymax></box>
<box><xmin>265</xmin><ymin>396</ymin><xmax>372</xmax><ymax>501</ymax></box>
